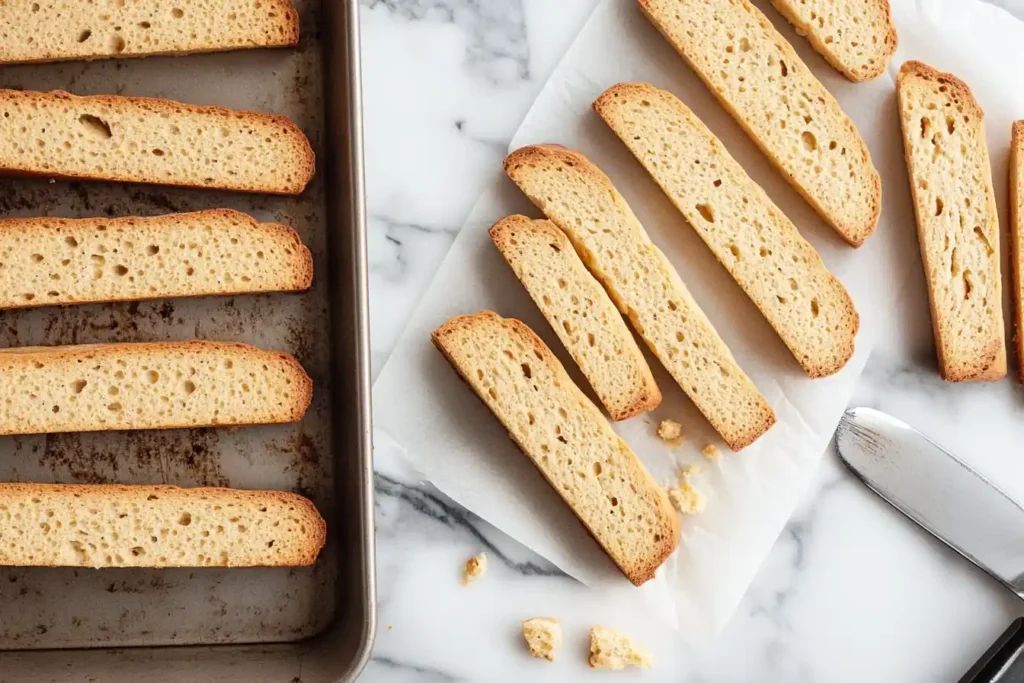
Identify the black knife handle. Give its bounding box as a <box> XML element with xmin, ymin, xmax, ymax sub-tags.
<box><xmin>960</xmin><ymin>619</ymin><xmax>1024</xmax><ymax>683</ymax></box>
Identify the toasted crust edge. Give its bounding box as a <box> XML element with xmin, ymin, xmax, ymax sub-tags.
<box><xmin>768</xmin><ymin>0</ymin><xmax>897</xmax><ymax>82</ymax></box>
<box><xmin>594</xmin><ymin>82</ymin><xmax>859</xmax><ymax>377</ymax></box>
<box><xmin>1012</xmin><ymin>121</ymin><xmax>1024</xmax><ymax>382</ymax></box>
<box><xmin>0</xmin><ymin>89</ymin><xmax>315</xmax><ymax>195</ymax></box>
<box><xmin>489</xmin><ymin>214</ymin><xmax>662</xmax><ymax>420</ymax></box>
<box><xmin>431</xmin><ymin>311</ymin><xmax>679</xmax><ymax>585</ymax></box>
<box><xmin>505</xmin><ymin>144</ymin><xmax>777</xmax><ymax>450</ymax></box>
<box><xmin>0</xmin><ymin>483</ymin><xmax>325</xmax><ymax>567</ymax></box>
<box><xmin>896</xmin><ymin>61</ymin><xmax>1006</xmax><ymax>382</ymax></box>
<box><xmin>0</xmin><ymin>340</ymin><xmax>313</xmax><ymax>434</ymax></box>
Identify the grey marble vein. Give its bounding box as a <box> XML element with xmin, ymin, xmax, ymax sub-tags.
<box><xmin>366</xmin><ymin>655</ymin><xmax>466</xmax><ymax>682</ymax></box>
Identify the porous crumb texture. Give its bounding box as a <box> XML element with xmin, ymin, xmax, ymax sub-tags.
<box><xmin>589</xmin><ymin>625</ymin><xmax>653</xmax><ymax>670</ymax></box>
<box><xmin>432</xmin><ymin>311</ymin><xmax>679</xmax><ymax>586</ymax></box>
<box><xmin>0</xmin><ymin>0</ymin><xmax>299</xmax><ymax>64</ymax></box>
<box><xmin>490</xmin><ymin>215</ymin><xmax>661</xmax><ymax>421</ymax></box>
<box><xmin>897</xmin><ymin>61</ymin><xmax>1005</xmax><ymax>382</ymax></box>
<box><xmin>0</xmin><ymin>209</ymin><xmax>313</xmax><ymax>309</ymax></box>
<box><xmin>768</xmin><ymin>0</ymin><xmax>897</xmax><ymax>81</ymax></box>
<box><xmin>595</xmin><ymin>83</ymin><xmax>858</xmax><ymax>378</ymax></box>
<box><xmin>1011</xmin><ymin>121</ymin><xmax>1024</xmax><ymax>382</ymax></box>
<box><xmin>0</xmin><ymin>483</ymin><xmax>325</xmax><ymax>568</ymax></box>
<box><xmin>0</xmin><ymin>89</ymin><xmax>315</xmax><ymax>194</ymax></box>
<box><xmin>638</xmin><ymin>0</ymin><xmax>881</xmax><ymax>245</ymax></box>
<box><xmin>522</xmin><ymin>617</ymin><xmax>562</xmax><ymax>662</ymax></box>
<box><xmin>504</xmin><ymin>145</ymin><xmax>775</xmax><ymax>451</ymax></box>
<box><xmin>0</xmin><ymin>340</ymin><xmax>312</xmax><ymax>435</ymax></box>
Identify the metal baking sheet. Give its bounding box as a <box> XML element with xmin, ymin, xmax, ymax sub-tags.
<box><xmin>0</xmin><ymin>0</ymin><xmax>374</xmax><ymax>680</ymax></box>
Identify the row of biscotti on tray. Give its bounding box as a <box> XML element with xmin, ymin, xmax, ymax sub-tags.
<box><xmin>0</xmin><ymin>1</ymin><xmax>325</xmax><ymax>571</ymax></box>
<box><xmin>429</xmin><ymin>0</ymin><xmax>1018</xmax><ymax>589</ymax></box>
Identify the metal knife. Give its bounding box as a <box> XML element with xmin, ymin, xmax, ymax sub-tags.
<box><xmin>836</xmin><ymin>407</ymin><xmax>1024</xmax><ymax>683</ymax></box>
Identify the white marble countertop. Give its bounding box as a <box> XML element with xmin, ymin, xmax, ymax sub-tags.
<box><xmin>360</xmin><ymin>1</ymin><xmax>1024</xmax><ymax>680</ymax></box>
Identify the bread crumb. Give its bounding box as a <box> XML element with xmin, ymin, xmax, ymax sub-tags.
<box><xmin>522</xmin><ymin>617</ymin><xmax>562</xmax><ymax>661</ymax></box>
<box><xmin>667</xmin><ymin>466</ymin><xmax>706</xmax><ymax>516</ymax></box>
<box><xmin>588</xmin><ymin>625</ymin><xmax>653</xmax><ymax>670</ymax></box>
<box><xmin>461</xmin><ymin>552</ymin><xmax>487</xmax><ymax>585</ymax></box>
<box><xmin>386</xmin><ymin>625</ymin><xmax>393</xmax><ymax>631</ymax></box>
<box><xmin>701</xmin><ymin>443</ymin><xmax>721</xmax><ymax>460</ymax></box>
<box><xmin>656</xmin><ymin>419</ymin><xmax>683</xmax><ymax>445</ymax></box>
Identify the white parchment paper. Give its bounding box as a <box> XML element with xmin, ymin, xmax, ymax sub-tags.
<box><xmin>373</xmin><ymin>0</ymin><xmax>1015</xmax><ymax>644</ymax></box>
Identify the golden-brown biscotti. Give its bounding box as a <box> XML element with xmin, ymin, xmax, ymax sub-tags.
<box><xmin>490</xmin><ymin>215</ymin><xmax>661</xmax><ymax>420</ymax></box>
<box><xmin>0</xmin><ymin>89</ymin><xmax>314</xmax><ymax>194</ymax></box>
<box><xmin>0</xmin><ymin>0</ymin><xmax>299</xmax><ymax>65</ymax></box>
<box><xmin>0</xmin><ymin>209</ymin><xmax>312</xmax><ymax>309</ymax></box>
<box><xmin>897</xmin><ymin>61</ymin><xmax>1005</xmax><ymax>382</ymax></box>
<box><xmin>505</xmin><ymin>144</ymin><xmax>775</xmax><ymax>450</ymax></box>
<box><xmin>0</xmin><ymin>341</ymin><xmax>313</xmax><ymax>435</ymax></box>
<box><xmin>0</xmin><ymin>483</ymin><xmax>325</xmax><ymax>567</ymax></box>
<box><xmin>768</xmin><ymin>0</ymin><xmax>897</xmax><ymax>81</ymax></box>
<box><xmin>637</xmin><ymin>0</ymin><xmax>881</xmax><ymax>246</ymax></box>
<box><xmin>595</xmin><ymin>82</ymin><xmax>858</xmax><ymax>378</ymax></box>
<box><xmin>432</xmin><ymin>311</ymin><xmax>679</xmax><ymax>585</ymax></box>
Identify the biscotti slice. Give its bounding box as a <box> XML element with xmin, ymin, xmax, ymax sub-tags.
<box><xmin>1012</xmin><ymin>121</ymin><xmax>1024</xmax><ymax>381</ymax></box>
<box><xmin>768</xmin><ymin>0</ymin><xmax>897</xmax><ymax>81</ymax></box>
<box><xmin>638</xmin><ymin>0</ymin><xmax>880</xmax><ymax>246</ymax></box>
<box><xmin>0</xmin><ymin>484</ymin><xmax>325</xmax><ymax>568</ymax></box>
<box><xmin>595</xmin><ymin>83</ymin><xmax>859</xmax><ymax>378</ymax></box>
<box><xmin>897</xmin><ymin>61</ymin><xmax>1005</xmax><ymax>382</ymax></box>
<box><xmin>490</xmin><ymin>215</ymin><xmax>661</xmax><ymax>420</ymax></box>
<box><xmin>0</xmin><ymin>0</ymin><xmax>299</xmax><ymax>65</ymax></box>
<box><xmin>505</xmin><ymin>145</ymin><xmax>775</xmax><ymax>450</ymax></box>
<box><xmin>0</xmin><ymin>209</ymin><xmax>312</xmax><ymax>309</ymax></box>
<box><xmin>432</xmin><ymin>311</ymin><xmax>679</xmax><ymax>585</ymax></box>
<box><xmin>0</xmin><ymin>341</ymin><xmax>312</xmax><ymax>435</ymax></box>
<box><xmin>0</xmin><ymin>89</ymin><xmax>314</xmax><ymax>194</ymax></box>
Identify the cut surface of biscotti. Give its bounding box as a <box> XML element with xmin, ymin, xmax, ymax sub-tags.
<box><xmin>0</xmin><ymin>89</ymin><xmax>314</xmax><ymax>194</ymax></box>
<box><xmin>490</xmin><ymin>215</ymin><xmax>661</xmax><ymax>420</ymax></box>
<box><xmin>595</xmin><ymin>83</ymin><xmax>859</xmax><ymax>378</ymax></box>
<box><xmin>432</xmin><ymin>311</ymin><xmax>679</xmax><ymax>585</ymax></box>
<box><xmin>505</xmin><ymin>145</ymin><xmax>775</xmax><ymax>450</ymax></box>
<box><xmin>1012</xmin><ymin>121</ymin><xmax>1024</xmax><ymax>382</ymax></box>
<box><xmin>0</xmin><ymin>0</ymin><xmax>299</xmax><ymax>65</ymax></box>
<box><xmin>0</xmin><ymin>209</ymin><xmax>312</xmax><ymax>309</ymax></box>
<box><xmin>897</xmin><ymin>61</ymin><xmax>1005</xmax><ymax>382</ymax></box>
<box><xmin>0</xmin><ymin>341</ymin><xmax>312</xmax><ymax>435</ymax></box>
<box><xmin>768</xmin><ymin>0</ymin><xmax>897</xmax><ymax>81</ymax></box>
<box><xmin>638</xmin><ymin>0</ymin><xmax>880</xmax><ymax>246</ymax></box>
<box><xmin>0</xmin><ymin>484</ymin><xmax>325</xmax><ymax>568</ymax></box>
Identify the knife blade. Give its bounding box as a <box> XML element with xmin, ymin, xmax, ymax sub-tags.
<box><xmin>836</xmin><ymin>407</ymin><xmax>1024</xmax><ymax>683</ymax></box>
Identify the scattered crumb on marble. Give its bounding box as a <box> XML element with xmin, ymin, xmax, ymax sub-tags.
<box><xmin>588</xmin><ymin>625</ymin><xmax>653</xmax><ymax>670</ymax></box>
<box><xmin>702</xmin><ymin>443</ymin><xmax>721</xmax><ymax>461</ymax></box>
<box><xmin>656</xmin><ymin>419</ymin><xmax>683</xmax><ymax>445</ymax></box>
<box><xmin>522</xmin><ymin>616</ymin><xmax>562</xmax><ymax>662</ymax></box>
<box><xmin>461</xmin><ymin>552</ymin><xmax>488</xmax><ymax>585</ymax></box>
<box><xmin>667</xmin><ymin>466</ymin><xmax>706</xmax><ymax>516</ymax></box>
<box><xmin>387</xmin><ymin>625</ymin><xmax>393</xmax><ymax>631</ymax></box>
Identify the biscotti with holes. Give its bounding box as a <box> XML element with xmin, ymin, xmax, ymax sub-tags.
<box><xmin>490</xmin><ymin>215</ymin><xmax>661</xmax><ymax>420</ymax></box>
<box><xmin>0</xmin><ymin>341</ymin><xmax>312</xmax><ymax>435</ymax></box>
<box><xmin>0</xmin><ymin>0</ymin><xmax>299</xmax><ymax>65</ymax></box>
<box><xmin>637</xmin><ymin>0</ymin><xmax>880</xmax><ymax>246</ymax></box>
<box><xmin>0</xmin><ymin>89</ymin><xmax>314</xmax><ymax>194</ymax></box>
<box><xmin>897</xmin><ymin>61</ymin><xmax>1005</xmax><ymax>382</ymax></box>
<box><xmin>0</xmin><ymin>209</ymin><xmax>312</xmax><ymax>309</ymax></box>
<box><xmin>432</xmin><ymin>311</ymin><xmax>679</xmax><ymax>585</ymax></box>
<box><xmin>768</xmin><ymin>0</ymin><xmax>897</xmax><ymax>81</ymax></box>
<box><xmin>595</xmin><ymin>83</ymin><xmax>858</xmax><ymax>378</ymax></box>
<box><xmin>505</xmin><ymin>145</ymin><xmax>775</xmax><ymax>450</ymax></box>
<box><xmin>1012</xmin><ymin>121</ymin><xmax>1024</xmax><ymax>381</ymax></box>
<box><xmin>0</xmin><ymin>483</ymin><xmax>325</xmax><ymax>568</ymax></box>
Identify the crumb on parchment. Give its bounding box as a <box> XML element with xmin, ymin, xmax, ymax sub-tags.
<box><xmin>656</xmin><ymin>419</ymin><xmax>683</xmax><ymax>445</ymax></box>
<box><xmin>588</xmin><ymin>625</ymin><xmax>653</xmax><ymax>670</ymax></box>
<box><xmin>462</xmin><ymin>552</ymin><xmax>487</xmax><ymax>585</ymax></box>
<box><xmin>522</xmin><ymin>617</ymin><xmax>562</xmax><ymax>662</ymax></box>
<box><xmin>667</xmin><ymin>465</ymin><xmax>706</xmax><ymax>516</ymax></box>
<box><xmin>702</xmin><ymin>443</ymin><xmax>721</xmax><ymax>460</ymax></box>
